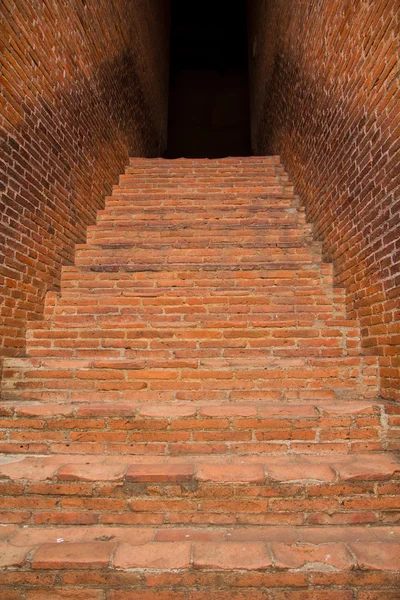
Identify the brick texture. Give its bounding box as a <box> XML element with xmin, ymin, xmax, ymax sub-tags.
<box><xmin>0</xmin><ymin>0</ymin><xmax>170</xmax><ymax>380</ymax></box>
<box><xmin>248</xmin><ymin>0</ymin><xmax>400</xmax><ymax>400</ymax></box>
<box><xmin>0</xmin><ymin>154</ymin><xmax>399</xmax><ymax>594</ymax></box>
<box><xmin>0</xmin><ymin>157</ymin><xmax>379</xmax><ymax>404</ymax></box>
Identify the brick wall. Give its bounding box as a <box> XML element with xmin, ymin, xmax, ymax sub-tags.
<box><xmin>248</xmin><ymin>0</ymin><xmax>400</xmax><ymax>400</ymax></box>
<box><xmin>0</xmin><ymin>0</ymin><xmax>170</xmax><ymax>375</ymax></box>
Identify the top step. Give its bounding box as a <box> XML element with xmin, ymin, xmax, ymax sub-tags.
<box><xmin>129</xmin><ymin>157</ymin><xmax>279</xmax><ymax>166</ymax></box>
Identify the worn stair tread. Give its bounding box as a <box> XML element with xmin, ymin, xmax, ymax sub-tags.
<box><xmin>2</xmin><ymin>524</ymin><xmax>400</xmax><ymax>546</ymax></box>
<box><xmin>0</xmin><ymin>452</ymin><xmax>399</xmax><ymax>483</ymax></box>
<box><xmin>0</xmin><ymin>398</ymin><xmax>384</xmax><ymax>417</ymax></box>
<box><xmin>0</xmin><ymin>398</ymin><xmax>392</xmax><ymax>455</ymax></box>
<box><xmin>0</xmin><ymin>528</ymin><xmax>398</xmax><ymax>572</ymax></box>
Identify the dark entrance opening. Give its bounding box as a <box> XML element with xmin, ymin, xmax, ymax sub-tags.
<box><xmin>165</xmin><ymin>0</ymin><xmax>251</xmax><ymax>158</ymax></box>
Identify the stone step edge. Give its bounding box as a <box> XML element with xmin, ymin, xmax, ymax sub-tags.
<box><xmin>103</xmin><ymin>193</ymin><xmax>299</xmax><ymax>201</ymax></box>
<box><xmin>61</xmin><ymin>262</ymin><xmax>333</xmax><ymax>272</ymax></box>
<box><xmin>69</xmin><ymin>263</ymin><xmax>330</xmax><ymax>273</ymax></box>
<box><xmin>4</xmin><ymin>523</ymin><xmax>400</xmax><ymax>546</ymax></box>
<box><xmin>0</xmin><ymin>452</ymin><xmax>399</xmax><ymax>484</ymax></box>
<box><xmin>0</xmin><ymin>399</ymin><xmax>385</xmax><ymax>418</ymax></box>
<box><xmin>1</xmin><ymin>535</ymin><xmax>398</xmax><ymax>572</ymax></box>
<box><xmin>7</xmin><ymin>355</ymin><xmax>368</xmax><ymax>367</ymax></box>
<box><xmin>77</xmin><ymin>242</ymin><xmax>316</xmax><ymax>251</ymax></box>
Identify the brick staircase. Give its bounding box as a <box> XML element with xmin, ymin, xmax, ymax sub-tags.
<box><xmin>0</xmin><ymin>156</ymin><xmax>399</xmax><ymax>599</ymax></box>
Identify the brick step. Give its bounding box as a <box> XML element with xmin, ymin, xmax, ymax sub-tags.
<box><xmin>96</xmin><ymin>207</ymin><xmax>304</xmax><ymax>222</ymax></box>
<box><xmin>102</xmin><ymin>198</ymin><xmax>296</xmax><ymax>208</ymax></box>
<box><xmin>126</xmin><ymin>164</ymin><xmax>278</xmax><ymax>171</ymax></box>
<box><xmin>25</xmin><ymin>325</ymin><xmax>359</xmax><ymax>354</ymax></box>
<box><xmin>53</xmin><ymin>287</ymin><xmax>347</xmax><ymax>319</ymax></box>
<box><xmin>116</xmin><ymin>189</ymin><xmax>291</xmax><ymax>198</ymax></box>
<box><xmin>50</xmin><ymin>305</ymin><xmax>337</xmax><ymax>320</ymax></box>
<box><xmin>128</xmin><ymin>156</ymin><xmax>277</xmax><ymax>164</ymax></box>
<box><xmin>94</xmin><ymin>219</ymin><xmax>306</xmax><ymax>232</ymax></box>
<box><xmin>90</xmin><ymin>222</ymin><xmax>308</xmax><ymax>235</ymax></box>
<box><xmin>0</xmin><ymin>399</ymin><xmax>393</xmax><ymax>455</ymax></box>
<box><xmin>0</xmin><ymin>452</ymin><xmax>398</xmax><ymax>526</ymax></box>
<box><xmin>26</xmin><ymin>348</ymin><xmax>358</xmax><ymax>363</ymax></box>
<box><xmin>80</xmin><ymin>242</ymin><xmax>317</xmax><ymax>255</ymax></box>
<box><xmin>61</xmin><ymin>264</ymin><xmax>334</xmax><ymax>289</ymax></box>
<box><xmin>93</xmin><ymin>228</ymin><xmax>308</xmax><ymax>244</ymax></box>
<box><xmin>3</xmin><ymin>524</ymin><xmax>399</xmax><ymax>545</ymax></box>
<box><xmin>24</xmin><ymin>324</ymin><xmax>363</xmax><ymax>359</ymax></box>
<box><xmin>125</xmin><ymin>165</ymin><xmax>277</xmax><ymax>171</ymax></box>
<box><xmin>126</xmin><ymin>164</ymin><xmax>277</xmax><ymax>171</ymax></box>
<box><xmin>48</xmin><ymin>309</ymin><xmax>339</xmax><ymax>323</ymax></box>
<box><xmin>52</xmin><ymin>290</ymin><xmax>335</xmax><ymax>310</ymax></box>
<box><xmin>114</xmin><ymin>186</ymin><xmax>289</xmax><ymax>196</ymax></box>
<box><xmin>120</xmin><ymin>166</ymin><xmax>278</xmax><ymax>174</ymax></box>
<box><xmin>1</xmin><ymin>356</ymin><xmax>377</xmax><ymax>404</ymax></box>
<box><xmin>26</xmin><ymin>318</ymin><xmax>361</xmax><ymax>336</ymax></box>
<box><xmin>104</xmin><ymin>194</ymin><xmax>298</xmax><ymax>205</ymax></box>
<box><xmin>118</xmin><ymin>177</ymin><xmax>282</xmax><ymax>186</ymax></box>
<box><xmin>86</xmin><ymin>230</ymin><xmax>314</xmax><ymax>246</ymax></box>
<box><xmin>2</xmin><ymin>524</ymin><xmax>398</xmax><ymax>599</ymax></box>
<box><xmin>75</xmin><ymin>250</ymin><xmax>320</xmax><ymax>270</ymax></box>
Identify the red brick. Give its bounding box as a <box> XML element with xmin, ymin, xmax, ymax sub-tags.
<box><xmin>113</xmin><ymin>542</ymin><xmax>191</xmax><ymax>569</ymax></box>
<box><xmin>350</xmin><ymin>543</ymin><xmax>400</xmax><ymax>571</ymax></box>
<box><xmin>57</xmin><ymin>464</ymin><xmax>126</xmax><ymax>482</ymax></box>
<box><xmin>196</xmin><ymin>465</ymin><xmax>265</xmax><ymax>483</ymax></box>
<box><xmin>32</xmin><ymin>542</ymin><xmax>114</xmax><ymax>569</ymax></box>
<box><xmin>26</xmin><ymin>592</ymin><xmax>104</xmax><ymax>600</ymax></box>
<box><xmin>271</xmin><ymin>543</ymin><xmax>355</xmax><ymax>570</ymax></box>
<box><xmin>0</xmin><ymin>543</ymin><xmax>29</xmax><ymax>567</ymax></box>
<box><xmin>193</xmin><ymin>541</ymin><xmax>271</xmax><ymax>570</ymax></box>
<box><xmin>126</xmin><ymin>464</ymin><xmax>194</xmax><ymax>483</ymax></box>
<box><xmin>248</xmin><ymin>0</ymin><xmax>400</xmax><ymax>399</ymax></box>
<box><xmin>109</xmin><ymin>593</ymin><xmax>186</xmax><ymax>600</ymax></box>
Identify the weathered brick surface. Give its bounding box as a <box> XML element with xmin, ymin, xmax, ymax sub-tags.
<box><xmin>0</xmin><ymin>526</ymin><xmax>399</xmax><ymax>597</ymax></box>
<box><xmin>0</xmin><ymin>158</ymin><xmax>380</xmax><ymax>403</ymax></box>
<box><xmin>1</xmin><ymin>95</ymin><xmax>399</xmax><ymax>595</ymax></box>
<box><xmin>0</xmin><ymin>449</ymin><xmax>398</xmax><ymax>526</ymax></box>
<box><xmin>248</xmin><ymin>0</ymin><xmax>400</xmax><ymax>400</ymax></box>
<box><xmin>0</xmin><ymin>400</ymin><xmax>392</xmax><ymax>455</ymax></box>
<box><xmin>0</xmin><ymin>0</ymin><xmax>170</xmax><ymax>377</ymax></box>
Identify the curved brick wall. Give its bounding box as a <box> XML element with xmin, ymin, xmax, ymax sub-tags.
<box><xmin>0</xmin><ymin>0</ymin><xmax>170</xmax><ymax>372</ymax></box>
<box><xmin>248</xmin><ymin>0</ymin><xmax>400</xmax><ymax>400</ymax></box>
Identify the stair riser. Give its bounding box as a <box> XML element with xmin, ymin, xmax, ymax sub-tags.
<box><xmin>1</xmin><ymin>574</ymin><xmax>398</xmax><ymax>600</ymax></box>
<box><xmin>120</xmin><ymin>172</ymin><xmax>280</xmax><ymax>178</ymax></box>
<box><xmin>103</xmin><ymin>195</ymin><xmax>298</xmax><ymax>205</ymax></box>
<box><xmin>0</xmin><ymin>402</ymin><xmax>387</xmax><ymax>455</ymax></box>
<box><xmin>96</xmin><ymin>214</ymin><xmax>305</xmax><ymax>227</ymax></box>
<box><xmin>0</xmin><ymin>478</ymin><xmax>398</xmax><ymax>527</ymax></box>
<box><xmin>60</xmin><ymin>266</ymin><xmax>334</xmax><ymax>290</ymax></box>
<box><xmin>85</xmin><ymin>235</ymin><xmax>313</xmax><ymax>246</ymax></box>
<box><xmin>75</xmin><ymin>254</ymin><xmax>319</xmax><ymax>270</ymax></box>
<box><xmin>24</xmin><ymin>334</ymin><xmax>361</xmax><ymax>359</ymax></box>
<box><xmin>113</xmin><ymin>187</ymin><xmax>289</xmax><ymax>195</ymax></box>
<box><xmin>49</xmin><ymin>294</ymin><xmax>336</xmax><ymax>315</ymax></box>
<box><xmin>2</xmin><ymin>374</ymin><xmax>373</xmax><ymax>405</ymax></box>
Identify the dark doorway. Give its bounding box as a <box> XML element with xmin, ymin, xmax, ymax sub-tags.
<box><xmin>165</xmin><ymin>0</ymin><xmax>251</xmax><ymax>158</ymax></box>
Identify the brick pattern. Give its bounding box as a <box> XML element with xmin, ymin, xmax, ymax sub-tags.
<box><xmin>0</xmin><ymin>0</ymin><xmax>170</xmax><ymax>375</ymax></box>
<box><xmin>0</xmin><ymin>526</ymin><xmax>399</xmax><ymax>598</ymax></box>
<box><xmin>0</xmin><ymin>451</ymin><xmax>398</xmax><ymax>527</ymax></box>
<box><xmin>0</xmin><ymin>157</ymin><xmax>399</xmax><ymax>595</ymax></box>
<box><xmin>248</xmin><ymin>0</ymin><xmax>400</xmax><ymax>400</ymax></box>
<box><xmin>0</xmin><ymin>400</ymin><xmax>394</xmax><ymax>455</ymax></box>
<box><xmin>0</xmin><ymin>157</ymin><xmax>379</xmax><ymax>403</ymax></box>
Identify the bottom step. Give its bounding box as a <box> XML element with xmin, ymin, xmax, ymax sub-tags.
<box><xmin>0</xmin><ymin>525</ymin><xmax>399</xmax><ymax>599</ymax></box>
